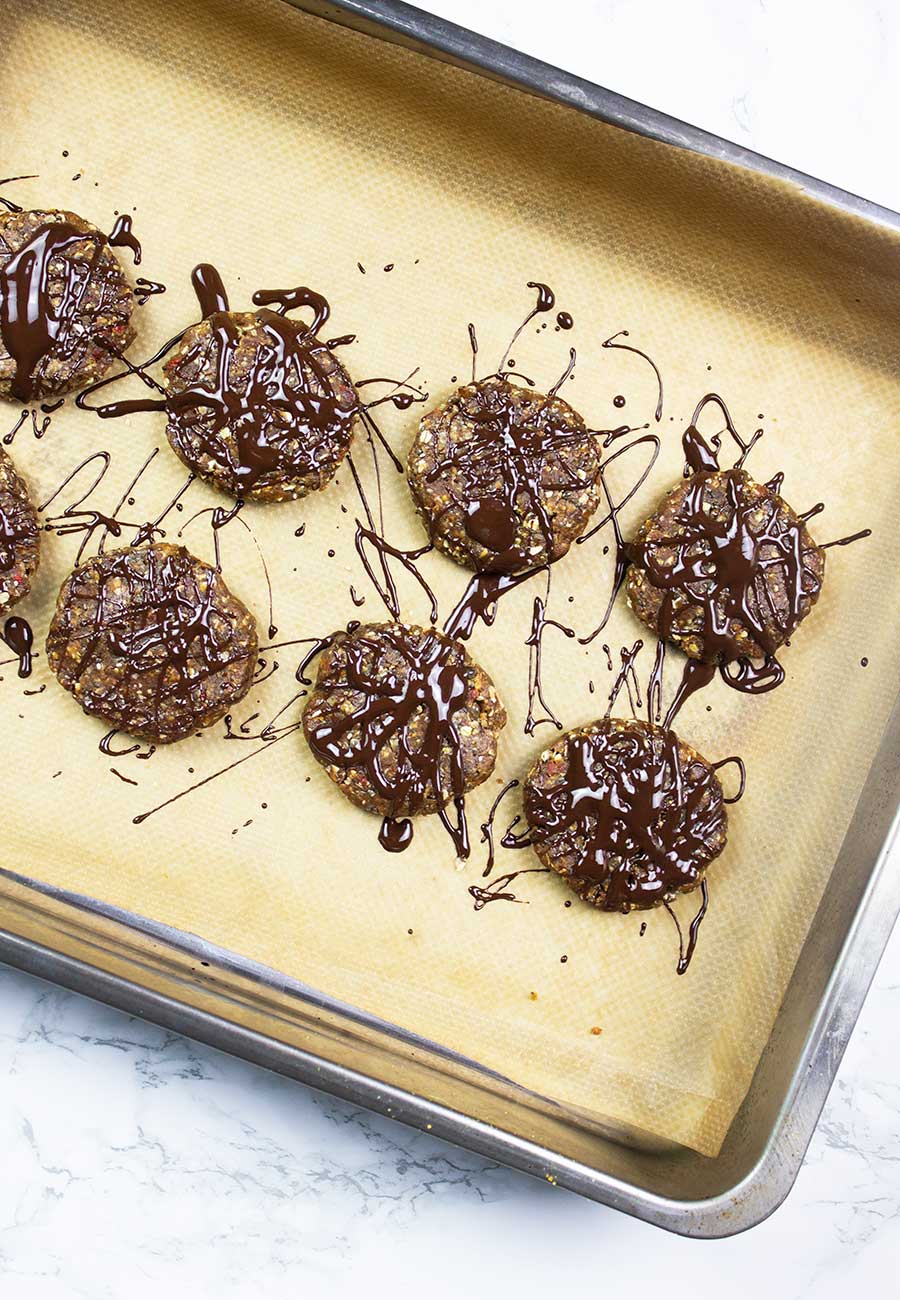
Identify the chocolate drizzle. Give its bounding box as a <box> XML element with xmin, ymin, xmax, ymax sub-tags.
<box><xmin>576</xmin><ymin>432</ymin><xmax>660</xmax><ymax>641</ymax></box>
<box><xmin>2</xmin><ymin>411</ymin><xmax>28</xmax><ymax>446</ymax></box>
<box><xmin>135</xmin><ymin>278</ymin><xmax>166</xmax><ymax>306</ymax></box>
<box><xmin>479</xmin><ymin>778</ymin><xmax>522</xmax><ymax>873</ymax></box>
<box><xmin>107</xmin><ymin>215</ymin><xmax>142</xmax><ymax>265</ymax></box>
<box><xmin>46</xmin><ymin>543</ymin><xmax>258</xmax><ymax>744</ymax></box>
<box><xmin>354</xmin><ymin>519</ymin><xmax>438</xmax><ymax>624</ymax></box>
<box><xmin>683</xmin><ymin>393</ymin><xmax>761</xmax><ymax>474</ymax></box>
<box><xmin>524</xmin><ymin>717</ymin><xmax>729</xmax><ymax>911</ymax></box>
<box><xmin>602</xmin><ymin>331</ymin><xmax>663</xmax><ymax>422</ymax></box>
<box><xmin>99</xmin><ymin>729</ymin><xmax>143</xmax><ymax>757</ymax></box>
<box><xmin>499</xmin><ymin>281</ymin><xmax>556</xmax><ymax>372</ymax></box>
<box><xmin>0</xmin><ymin>211</ymin><xmax>135</xmax><ymax>401</ymax></box>
<box><xmin>379</xmin><ymin>816</ymin><xmax>414</xmax><ymax>853</ymax></box>
<box><xmin>38</xmin><ymin>446</ymin><xmax>186</xmax><ymax>566</ymax></box>
<box><xmin>443</xmin><ymin>566</ymin><xmax>543</xmax><ymax>642</ymax></box>
<box><xmin>0</xmin><ymin>177</ymin><xmax>38</xmax><ymax>214</ymax></box>
<box><xmin>468</xmin><ymin>866</ymin><xmax>549</xmax><ymax>910</ymax></box>
<box><xmin>524</xmin><ymin>578</ymin><xmax>575</xmax><ymax>734</ymax></box>
<box><xmin>304</xmin><ymin>623</ymin><xmax>505</xmax><ymax>858</ymax></box>
<box><xmin>663</xmin><ymin>658</ymin><xmax>717</xmax><ymax>728</ymax></box>
<box><xmin>178</xmin><ymin>500</ymin><xmax>277</xmax><ymax>636</ymax></box>
<box><xmin>2</xmin><ymin>614</ymin><xmax>33</xmax><ymax>677</ymax></box>
<box><xmin>664</xmin><ymin>878</ymin><xmax>710</xmax><ymax>975</ymax></box>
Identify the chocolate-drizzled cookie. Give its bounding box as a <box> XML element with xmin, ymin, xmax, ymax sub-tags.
<box><xmin>524</xmin><ymin>717</ymin><xmax>728</xmax><ymax>911</ymax></box>
<box><xmin>626</xmin><ymin>468</ymin><xmax>825</xmax><ymax>665</ymax></box>
<box><xmin>0</xmin><ymin>209</ymin><xmax>135</xmax><ymax>402</ymax></box>
<box><xmin>302</xmin><ymin>622</ymin><xmax>506</xmax><ymax>855</ymax></box>
<box><xmin>46</xmin><ymin>543</ymin><xmax>258</xmax><ymax>744</ymax></box>
<box><xmin>0</xmin><ymin>445</ymin><xmax>40</xmax><ymax>610</ymax></box>
<box><xmin>407</xmin><ymin>376</ymin><xmax>606</xmax><ymax>574</ymax></box>
<box><xmin>160</xmin><ymin>268</ymin><xmax>358</xmax><ymax>502</ymax></box>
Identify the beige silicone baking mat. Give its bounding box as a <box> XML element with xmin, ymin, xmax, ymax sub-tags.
<box><xmin>3</xmin><ymin>0</ymin><xmax>900</xmax><ymax>1157</ymax></box>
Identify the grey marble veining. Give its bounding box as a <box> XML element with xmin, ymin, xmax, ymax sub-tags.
<box><xmin>0</xmin><ymin>918</ymin><xmax>898</xmax><ymax>1296</ymax></box>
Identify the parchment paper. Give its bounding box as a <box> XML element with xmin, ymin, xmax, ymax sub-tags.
<box><xmin>3</xmin><ymin>0</ymin><xmax>900</xmax><ymax>1156</ymax></box>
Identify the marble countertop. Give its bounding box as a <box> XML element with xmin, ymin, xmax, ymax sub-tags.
<box><xmin>2</xmin><ymin>1</ymin><xmax>899</xmax><ymax>1294</ymax></box>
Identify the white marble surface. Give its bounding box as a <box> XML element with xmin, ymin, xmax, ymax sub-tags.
<box><xmin>2</xmin><ymin>1</ymin><xmax>899</xmax><ymax>1294</ymax></box>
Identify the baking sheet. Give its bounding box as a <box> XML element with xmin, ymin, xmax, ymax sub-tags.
<box><xmin>3</xmin><ymin>0</ymin><xmax>900</xmax><ymax>1157</ymax></box>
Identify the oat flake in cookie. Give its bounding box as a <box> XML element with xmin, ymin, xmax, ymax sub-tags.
<box><xmin>159</xmin><ymin>265</ymin><xmax>358</xmax><ymax>502</ymax></box>
<box><xmin>626</xmin><ymin>468</ymin><xmax>825</xmax><ymax>667</ymax></box>
<box><xmin>303</xmin><ymin>622</ymin><xmax>507</xmax><ymax>856</ymax></box>
<box><xmin>407</xmin><ymin>376</ymin><xmax>607</xmax><ymax>574</ymax></box>
<box><xmin>46</xmin><ymin>543</ymin><xmax>258</xmax><ymax>744</ymax></box>
<box><xmin>524</xmin><ymin>717</ymin><xmax>728</xmax><ymax>911</ymax></box>
<box><xmin>0</xmin><ymin>445</ymin><xmax>40</xmax><ymax>609</ymax></box>
<box><xmin>0</xmin><ymin>209</ymin><xmax>135</xmax><ymax>402</ymax></box>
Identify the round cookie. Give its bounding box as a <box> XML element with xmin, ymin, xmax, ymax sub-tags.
<box><xmin>626</xmin><ymin>468</ymin><xmax>825</xmax><ymax>664</ymax></box>
<box><xmin>407</xmin><ymin>376</ymin><xmax>606</xmax><ymax>574</ymax></box>
<box><xmin>46</xmin><ymin>543</ymin><xmax>258</xmax><ymax>744</ymax></box>
<box><xmin>524</xmin><ymin>717</ymin><xmax>728</xmax><ymax>911</ymax></box>
<box><xmin>303</xmin><ymin>622</ymin><xmax>506</xmax><ymax>838</ymax></box>
<box><xmin>0</xmin><ymin>209</ymin><xmax>135</xmax><ymax>402</ymax></box>
<box><xmin>0</xmin><ymin>445</ymin><xmax>40</xmax><ymax>610</ymax></box>
<box><xmin>161</xmin><ymin>309</ymin><xmax>358</xmax><ymax>502</ymax></box>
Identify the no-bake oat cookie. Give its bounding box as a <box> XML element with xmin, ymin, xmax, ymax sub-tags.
<box><xmin>524</xmin><ymin>717</ymin><xmax>728</xmax><ymax>911</ymax></box>
<box><xmin>0</xmin><ymin>209</ymin><xmax>135</xmax><ymax>402</ymax></box>
<box><xmin>408</xmin><ymin>376</ymin><xmax>606</xmax><ymax>574</ymax></box>
<box><xmin>0</xmin><ymin>445</ymin><xmax>40</xmax><ymax>610</ymax></box>
<box><xmin>161</xmin><ymin>300</ymin><xmax>358</xmax><ymax>502</ymax></box>
<box><xmin>303</xmin><ymin>621</ymin><xmax>506</xmax><ymax>829</ymax></box>
<box><xmin>626</xmin><ymin>468</ymin><xmax>825</xmax><ymax>664</ymax></box>
<box><xmin>46</xmin><ymin>543</ymin><xmax>258</xmax><ymax>744</ymax></box>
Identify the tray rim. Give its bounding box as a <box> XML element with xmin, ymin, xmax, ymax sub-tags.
<box><xmin>1</xmin><ymin>0</ymin><xmax>899</xmax><ymax>1237</ymax></box>
<box><xmin>300</xmin><ymin>0</ymin><xmax>900</xmax><ymax>232</ymax></box>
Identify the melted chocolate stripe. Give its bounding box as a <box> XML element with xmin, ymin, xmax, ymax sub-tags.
<box><xmin>602</xmin><ymin>331</ymin><xmax>663</xmax><ymax>422</ymax></box>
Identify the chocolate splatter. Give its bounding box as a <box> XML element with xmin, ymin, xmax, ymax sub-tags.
<box><xmin>2</xmin><ymin>614</ymin><xmax>33</xmax><ymax>677</ymax></box>
<box><xmin>469</xmin><ymin>866</ymin><xmax>549</xmax><ymax>910</ymax></box>
<box><xmin>602</xmin><ymin>330</ymin><xmax>663</xmax><ymax>422</ymax></box>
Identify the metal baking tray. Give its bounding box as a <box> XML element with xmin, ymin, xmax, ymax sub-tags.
<box><xmin>1</xmin><ymin>0</ymin><xmax>899</xmax><ymax>1237</ymax></box>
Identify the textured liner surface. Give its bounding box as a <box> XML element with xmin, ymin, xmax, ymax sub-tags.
<box><xmin>2</xmin><ymin>0</ymin><xmax>899</xmax><ymax>1156</ymax></box>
